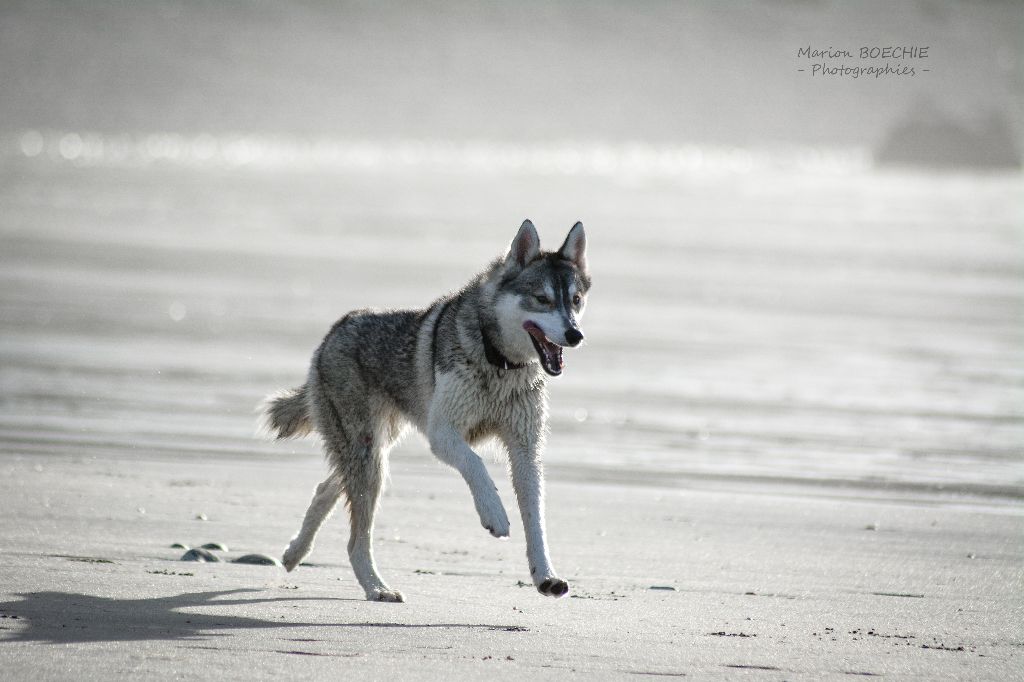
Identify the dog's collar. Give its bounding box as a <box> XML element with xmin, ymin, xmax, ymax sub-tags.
<box><xmin>481</xmin><ymin>328</ymin><xmax>526</xmax><ymax>371</ymax></box>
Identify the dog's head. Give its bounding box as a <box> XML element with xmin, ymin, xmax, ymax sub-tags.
<box><xmin>492</xmin><ymin>220</ymin><xmax>591</xmax><ymax>377</ymax></box>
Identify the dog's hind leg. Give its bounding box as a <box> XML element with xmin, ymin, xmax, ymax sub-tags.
<box><xmin>336</xmin><ymin>433</ymin><xmax>404</xmax><ymax>603</ymax></box>
<box><xmin>316</xmin><ymin>394</ymin><xmax>404</xmax><ymax>603</ymax></box>
<box><xmin>282</xmin><ymin>475</ymin><xmax>343</xmax><ymax>571</ymax></box>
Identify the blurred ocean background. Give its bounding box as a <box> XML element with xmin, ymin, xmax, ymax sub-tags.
<box><xmin>1</xmin><ymin>1</ymin><xmax>1022</xmax><ymax>503</ymax></box>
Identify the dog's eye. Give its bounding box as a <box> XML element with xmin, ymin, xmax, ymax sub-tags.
<box><xmin>534</xmin><ymin>294</ymin><xmax>551</xmax><ymax>306</ymax></box>
<box><xmin>572</xmin><ymin>294</ymin><xmax>582</xmax><ymax>306</ymax></box>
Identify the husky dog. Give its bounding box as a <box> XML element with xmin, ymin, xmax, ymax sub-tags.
<box><xmin>262</xmin><ymin>220</ymin><xmax>589</xmax><ymax>602</ymax></box>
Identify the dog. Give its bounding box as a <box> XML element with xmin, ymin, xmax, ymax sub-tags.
<box><xmin>261</xmin><ymin>219</ymin><xmax>589</xmax><ymax>602</ymax></box>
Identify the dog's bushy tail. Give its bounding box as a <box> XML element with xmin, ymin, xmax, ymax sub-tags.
<box><xmin>260</xmin><ymin>385</ymin><xmax>313</xmax><ymax>439</ymax></box>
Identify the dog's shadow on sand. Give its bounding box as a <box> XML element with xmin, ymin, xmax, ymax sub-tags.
<box><xmin>0</xmin><ymin>589</ymin><xmax>514</xmax><ymax>644</ymax></box>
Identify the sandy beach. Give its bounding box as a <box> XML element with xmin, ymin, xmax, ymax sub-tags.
<box><xmin>1</xmin><ymin>161</ymin><xmax>1022</xmax><ymax>679</ymax></box>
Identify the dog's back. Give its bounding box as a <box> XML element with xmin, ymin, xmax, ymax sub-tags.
<box><xmin>263</xmin><ymin>307</ymin><xmax>423</xmax><ymax>440</ymax></box>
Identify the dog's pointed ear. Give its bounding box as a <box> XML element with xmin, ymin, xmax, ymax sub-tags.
<box><xmin>558</xmin><ymin>221</ymin><xmax>587</xmax><ymax>272</ymax></box>
<box><xmin>507</xmin><ymin>219</ymin><xmax>541</xmax><ymax>267</ymax></box>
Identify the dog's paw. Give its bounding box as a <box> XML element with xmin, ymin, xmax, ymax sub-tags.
<box><xmin>367</xmin><ymin>587</ymin><xmax>405</xmax><ymax>603</ymax></box>
<box><xmin>477</xmin><ymin>497</ymin><xmax>510</xmax><ymax>538</ymax></box>
<box><xmin>537</xmin><ymin>577</ymin><xmax>570</xmax><ymax>598</ymax></box>
<box><xmin>281</xmin><ymin>543</ymin><xmax>306</xmax><ymax>572</ymax></box>
<box><xmin>482</xmin><ymin>516</ymin><xmax>510</xmax><ymax>539</ymax></box>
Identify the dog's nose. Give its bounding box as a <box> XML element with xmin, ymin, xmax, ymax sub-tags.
<box><xmin>564</xmin><ymin>328</ymin><xmax>584</xmax><ymax>347</ymax></box>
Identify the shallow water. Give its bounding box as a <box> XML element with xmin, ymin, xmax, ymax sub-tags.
<box><xmin>1</xmin><ymin>156</ymin><xmax>1021</xmax><ymax>501</ymax></box>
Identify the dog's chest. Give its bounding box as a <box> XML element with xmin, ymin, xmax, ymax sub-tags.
<box><xmin>445</xmin><ymin>365</ymin><xmax>546</xmax><ymax>444</ymax></box>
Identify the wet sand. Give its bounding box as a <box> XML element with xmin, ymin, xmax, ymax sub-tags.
<box><xmin>1</xmin><ymin>162</ymin><xmax>1022</xmax><ymax>678</ymax></box>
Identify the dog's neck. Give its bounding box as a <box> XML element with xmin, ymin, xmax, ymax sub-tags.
<box><xmin>480</xmin><ymin>326</ymin><xmax>526</xmax><ymax>371</ymax></box>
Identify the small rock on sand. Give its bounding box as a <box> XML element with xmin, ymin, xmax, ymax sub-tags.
<box><xmin>200</xmin><ymin>542</ymin><xmax>228</xmax><ymax>551</ymax></box>
<box><xmin>180</xmin><ymin>548</ymin><xmax>220</xmax><ymax>562</ymax></box>
<box><xmin>170</xmin><ymin>543</ymin><xmax>189</xmax><ymax>549</ymax></box>
<box><xmin>232</xmin><ymin>553</ymin><xmax>283</xmax><ymax>567</ymax></box>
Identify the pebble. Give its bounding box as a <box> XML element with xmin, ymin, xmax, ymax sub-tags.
<box><xmin>180</xmin><ymin>548</ymin><xmax>221</xmax><ymax>562</ymax></box>
<box><xmin>170</xmin><ymin>543</ymin><xmax>189</xmax><ymax>550</ymax></box>
<box><xmin>201</xmin><ymin>542</ymin><xmax>229</xmax><ymax>551</ymax></box>
<box><xmin>232</xmin><ymin>553</ymin><xmax>282</xmax><ymax>567</ymax></box>
<box><xmin>649</xmin><ymin>585</ymin><xmax>677</xmax><ymax>591</ymax></box>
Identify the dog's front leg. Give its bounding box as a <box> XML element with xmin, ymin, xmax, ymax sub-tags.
<box><xmin>505</xmin><ymin>437</ymin><xmax>568</xmax><ymax>598</ymax></box>
<box><xmin>427</xmin><ymin>418</ymin><xmax>511</xmax><ymax>538</ymax></box>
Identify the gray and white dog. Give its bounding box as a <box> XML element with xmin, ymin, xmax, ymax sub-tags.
<box><xmin>262</xmin><ymin>219</ymin><xmax>590</xmax><ymax>602</ymax></box>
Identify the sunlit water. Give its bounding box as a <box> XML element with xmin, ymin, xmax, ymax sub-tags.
<box><xmin>5</xmin><ymin>130</ymin><xmax>870</xmax><ymax>177</ymax></box>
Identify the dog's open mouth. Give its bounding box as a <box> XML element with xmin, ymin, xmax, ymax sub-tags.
<box><xmin>523</xmin><ymin>321</ymin><xmax>564</xmax><ymax>376</ymax></box>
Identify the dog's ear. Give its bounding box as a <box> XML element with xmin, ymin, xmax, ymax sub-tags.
<box><xmin>558</xmin><ymin>221</ymin><xmax>587</xmax><ymax>272</ymax></box>
<box><xmin>507</xmin><ymin>219</ymin><xmax>541</xmax><ymax>267</ymax></box>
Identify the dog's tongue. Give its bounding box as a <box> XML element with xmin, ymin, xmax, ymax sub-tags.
<box><xmin>524</xmin><ymin>323</ymin><xmax>564</xmax><ymax>376</ymax></box>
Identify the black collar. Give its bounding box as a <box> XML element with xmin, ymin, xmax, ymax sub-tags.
<box><xmin>481</xmin><ymin>328</ymin><xmax>526</xmax><ymax>371</ymax></box>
